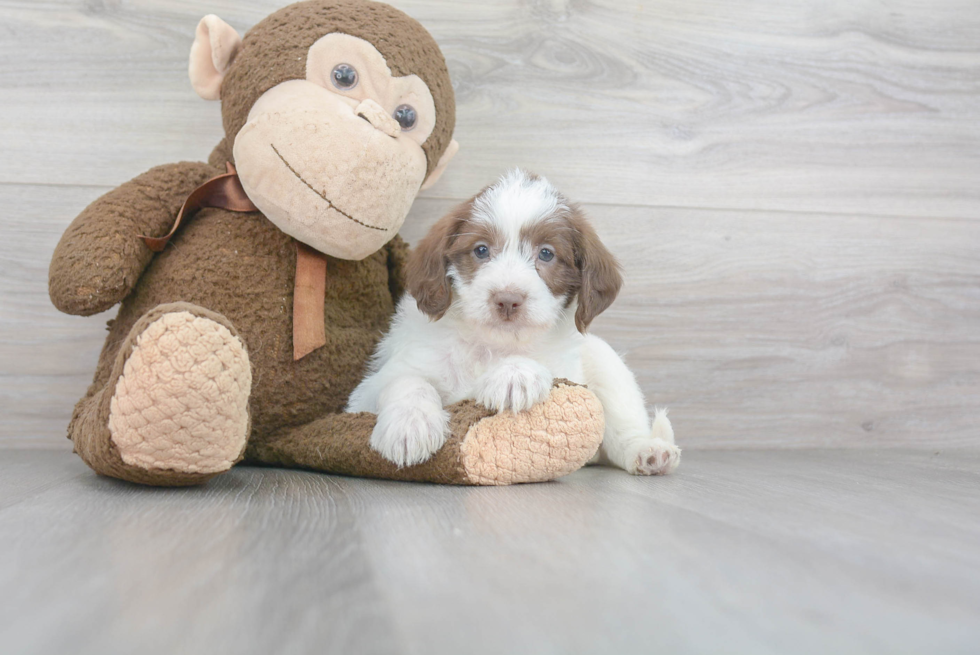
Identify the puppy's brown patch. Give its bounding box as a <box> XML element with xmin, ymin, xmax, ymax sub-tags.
<box><xmin>519</xmin><ymin>216</ymin><xmax>581</xmax><ymax>304</ymax></box>
<box><xmin>565</xmin><ymin>204</ymin><xmax>622</xmax><ymax>332</ymax></box>
<box><xmin>446</xmin><ymin>221</ymin><xmax>501</xmax><ymax>284</ymax></box>
<box><xmin>405</xmin><ymin>200</ymin><xmax>473</xmax><ymax>318</ymax></box>
<box><xmin>406</xmin><ymin>191</ymin><xmax>501</xmax><ymax>318</ymax></box>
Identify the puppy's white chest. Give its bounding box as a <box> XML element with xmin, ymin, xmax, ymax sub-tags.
<box><xmin>440</xmin><ymin>335</ymin><xmax>584</xmax><ymax>405</ymax></box>
<box><xmin>441</xmin><ymin>339</ymin><xmax>494</xmax><ymax>403</ymax></box>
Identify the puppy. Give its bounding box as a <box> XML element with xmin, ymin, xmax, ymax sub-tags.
<box><xmin>346</xmin><ymin>169</ymin><xmax>680</xmax><ymax>475</ymax></box>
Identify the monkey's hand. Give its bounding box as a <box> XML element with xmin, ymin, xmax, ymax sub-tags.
<box><xmin>49</xmin><ymin>162</ymin><xmax>216</xmax><ymax>316</ymax></box>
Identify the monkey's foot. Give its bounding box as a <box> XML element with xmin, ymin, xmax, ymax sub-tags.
<box><xmin>108</xmin><ymin>309</ymin><xmax>251</xmax><ymax>475</ymax></box>
<box><xmin>457</xmin><ymin>380</ymin><xmax>604</xmax><ymax>485</ymax></box>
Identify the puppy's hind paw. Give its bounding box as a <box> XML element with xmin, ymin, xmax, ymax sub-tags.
<box><xmin>628</xmin><ymin>410</ymin><xmax>680</xmax><ymax>475</ymax></box>
<box><xmin>630</xmin><ymin>439</ymin><xmax>681</xmax><ymax>476</ymax></box>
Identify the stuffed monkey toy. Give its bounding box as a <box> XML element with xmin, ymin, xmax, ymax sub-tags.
<box><xmin>48</xmin><ymin>0</ymin><xmax>604</xmax><ymax>487</ymax></box>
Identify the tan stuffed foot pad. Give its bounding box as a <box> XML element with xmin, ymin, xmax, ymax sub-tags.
<box><xmin>107</xmin><ymin>311</ymin><xmax>251</xmax><ymax>475</ymax></box>
<box><xmin>459</xmin><ymin>382</ymin><xmax>604</xmax><ymax>485</ymax></box>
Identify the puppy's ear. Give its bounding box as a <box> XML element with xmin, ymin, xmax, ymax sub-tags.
<box><xmin>570</xmin><ymin>206</ymin><xmax>623</xmax><ymax>333</ymax></box>
<box><xmin>407</xmin><ymin>205</ymin><xmax>466</xmax><ymax>319</ymax></box>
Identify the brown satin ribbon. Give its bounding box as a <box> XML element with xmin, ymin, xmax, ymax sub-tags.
<box><xmin>139</xmin><ymin>163</ymin><xmax>258</xmax><ymax>251</ymax></box>
<box><xmin>293</xmin><ymin>242</ymin><xmax>328</xmax><ymax>360</ymax></box>
<box><xmin>139</xmin><ymin>163</ymin><xmax>329</xmax><ymax>361</ymax></box>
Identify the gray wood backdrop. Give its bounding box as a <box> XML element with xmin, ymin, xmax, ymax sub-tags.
<box><xmin>1</xmin><ymin>0</ymin><xmax>978</xmax><ymax>449</ymax></box>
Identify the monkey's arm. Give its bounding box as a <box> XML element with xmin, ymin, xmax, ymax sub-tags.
<box><xmin>49</xmin><ymin>162</ymin><xmax>217</xmax><ymax>316</ymax></box>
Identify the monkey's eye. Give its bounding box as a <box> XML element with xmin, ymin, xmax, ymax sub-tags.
<box><xmin>538</xmin><ymin>248</ymin><xmax>555</xmax><ymax>262</ymax></box>
<box><xmin>393</xmin><ymin>104</ymin><xmax>417</xmax><ymax>131</ymax></box>
<box><xmin>474</xmin><ymin>245</ymin><xmax>490</xmax><ymax>260</ymax></box>
<box><xmin>331</xmin><ymin>64</ymin><xmax>358</xmax><ymax>90</ymax></box>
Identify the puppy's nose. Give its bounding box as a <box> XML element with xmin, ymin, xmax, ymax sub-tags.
<box><xmin>493</xmin><ymin>291</ymin><xmax>526</xmax><ymax>320</ymax></box>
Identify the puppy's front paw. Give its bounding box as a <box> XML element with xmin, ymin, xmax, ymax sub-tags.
<box><xmin>371</xmin><ymin>401</ymin><xmax>449</xmax><ymax>468</ymax></box>
<box><xmin>475</xmin><ymin>357</ymin><xmax>553</xmax><ymax>414</ymax></box>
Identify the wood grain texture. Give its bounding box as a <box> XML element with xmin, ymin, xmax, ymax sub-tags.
<box><xmin>3</xmin><ymin>190</ymin><xmax>979</xmax><ymax>448</ymax></box>
<box><xmin>1</xmin><ymin>0</ymin><xmax>979</xmax><ymax>216</ymax></box>
<box><xmin>1</xmin><ymin>449</ymin><xmax>978</xmax><ymax>654</ymax></box>
<box><xmin>411</xmin><ymin>200</ymin><xmax>980</xmax><ymax>448</ymax></box>
<box><xmin>0</xmin><ymin>184</ymin><xmax>112</xmax><ymax>447</ymax></box>
<box><xmin>1</xmin><ymin>0</ymin><xmax>979</xmax><ymax>449</ymax></box>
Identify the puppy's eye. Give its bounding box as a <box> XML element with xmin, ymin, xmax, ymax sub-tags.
<box><xmin>331</xmin><ymin>64</ymin><xmax>358</xmax><ymax>90</ymax></box>
<box><xmin>474</xmin><ymin>245</ymin><xmax>490</xmax><ymax>259</ymax></box>
<box><xmin>538</xmin><ymin>248</ymin><xmax>555</xmax><ymax>262</ymax></box>
<box><xmin>393</xmin><ymin>104</ymin><xmax>417</xmax><ymax>131</ymax></box>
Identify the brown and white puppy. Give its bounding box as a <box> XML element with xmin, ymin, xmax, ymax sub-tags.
<box><xmin>347</xmin><ymin>169</ymin><xmax>680</xmax><ymax>474</ymax></box>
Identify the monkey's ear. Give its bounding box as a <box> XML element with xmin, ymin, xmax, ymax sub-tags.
<box><xmin>420</xmin><ymin>140</ymin><xmax>459</xmax><ymax>191</ymax></box>
<box><xmin>188</xmin><ymin>15</ymin><xmax>242</xmax><ymax>101</ymax></box>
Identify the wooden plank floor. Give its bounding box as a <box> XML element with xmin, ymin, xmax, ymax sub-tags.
<box><xmin>1</xmin><ymin>448</ymin><xmax>979</xmax><ymax>654</ymax></box>
<box><xmin>3</xmin><ymin>1</ymin><xmax>980</xmax><ymax>217</ymax></box>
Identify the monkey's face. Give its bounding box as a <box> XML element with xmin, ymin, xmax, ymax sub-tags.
<box><xmin>189</xmin><ymin>6</ymin><xmax>459</xmax><ymax>261</ymax></box>
<box><xmin>232</xmin><ymin>34</ymin><xmax>437</xmax><ymax>260</ymax></box>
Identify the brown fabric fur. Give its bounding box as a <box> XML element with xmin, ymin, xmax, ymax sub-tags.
<box><xmin>49</xmin><ymin>163</ymin><xmax>215</xmax><ymax>316</ymax></box>
<box><xmin>220</xmin><ymin>0</ymin><xmax>455</xmax><ymax>178</ymax></box>
<box><xmin>248</xmin><ymin>398</ymin><xmax>495</xmax><ymax>484</ymax></box>
<box><xmin>248</xmin><ymin>380</ymin><xmax>595</xmax><ymax>485</ymax></box>
<box><xmin>69</xmin><ymin>302</ymin><xmax>245</xmax><ymax>487</ymax></box>
<box><xmin>83</xmin><ymin>177</ymin><xmax>406</xmax><ymax>438</ymax></box>
<box><xmin>49</xmin><ymin>0</ymin><xmax>604</xmax><ymax>487</ymax></box>
<box><xmin>56</xmin><ymin>158</ymin><xmax>444</xmax><ymax>484</ymax></box>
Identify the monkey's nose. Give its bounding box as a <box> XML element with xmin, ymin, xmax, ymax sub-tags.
<box><xmin>354</xmin><ymin>99</ymin><xmax>400</xmax><ymax>138</ymax></box>
<box><xmin>492</xmin><ymin>291</ymin><xmax>526</xmax><ymax>321</ymax></box>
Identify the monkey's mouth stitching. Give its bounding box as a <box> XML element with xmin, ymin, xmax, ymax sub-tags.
<box><xmin>270</xmin><ymin>144</ymin><xmax>387</xmax><ymax>232</ymax></box>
